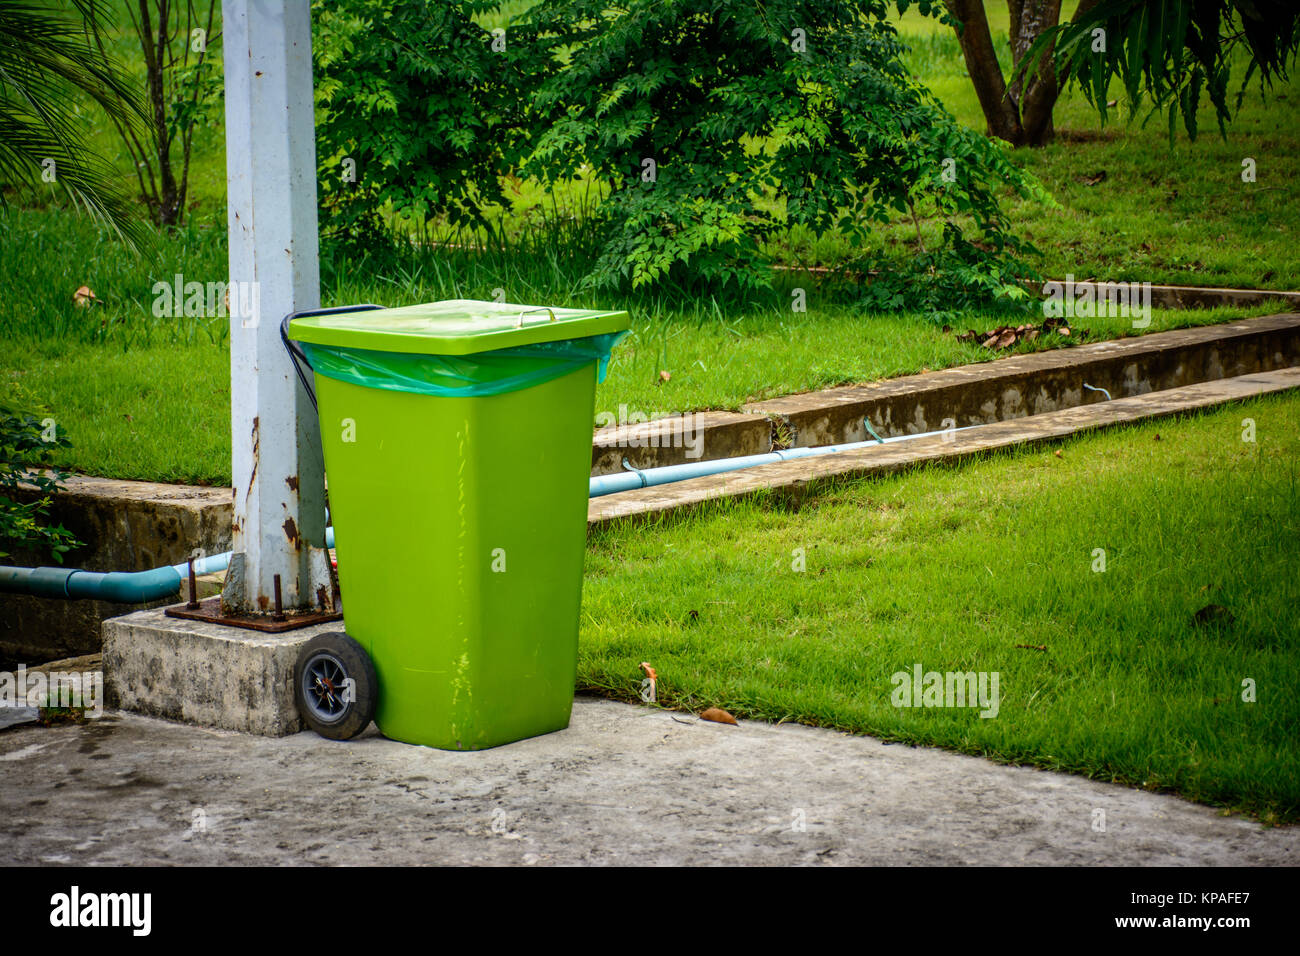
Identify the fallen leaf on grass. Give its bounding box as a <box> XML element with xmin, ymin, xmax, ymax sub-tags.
<box><xmin>699</xmin><ymin>707</ymin><xmax>737</xmax><ymax>725</ymax></box>
<box><xmin>73</xmin><ymin>285</ymin><xmax>98</xmax><ymax>307</ymax></box>
<box><xmin>953</xmin><ymin>317</ymin><xmax>1077</xmax><ymax>352</ymax></box>
<box><xmin>1016</xmin><ymin>644</ymin><xmax>1048</xmax><ymax>652</ymax></box>
<box><xmin>657</xmin><ymin>370</ymin><xmax>671</xmax><ymax>385</ymax></box>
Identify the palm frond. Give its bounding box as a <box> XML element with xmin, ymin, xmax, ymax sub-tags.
<box><xmin>0</xmin><ymin>0</ymin><xmax>151</xmax><ymax>248</ymax></box>
<box><xmin>1012</xmin><ymin>0</ymin><xmax>1300</xmax><ymax>143</ymax></box>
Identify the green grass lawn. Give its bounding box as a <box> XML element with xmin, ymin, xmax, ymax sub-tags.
<box><xmin>2</xmin><ymin>204</ymin><xmax>1281</xmax><ymax>484</ymax></box>
<box><xmin>4</xmin><ymin>4</ymin><xmax>1298</xmax><ymax>482</ymax></box>
<box><xmin>578</xmin><ymin>391</ymin><xmax>1300</xmax><ymax>823</ymax></box>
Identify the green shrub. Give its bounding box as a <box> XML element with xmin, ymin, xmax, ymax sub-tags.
<box><xmin>315</xmin><ymin>0</ymin><xmax>1046</xmax><ymax>306</ymax></box>
<box><xmin>0</xmin><ymin>408</ymin><xmax>78</xmax><ymax>563</ymax></box>
<box><xmin>532</xmin><ymin>0</ymin><xmax>1047</xmax><ymax>302</ymax></box>
<box><xmin>312</xmin><ymin>0</ymin><xmax>550</xmax><ymax>244</ymax></box>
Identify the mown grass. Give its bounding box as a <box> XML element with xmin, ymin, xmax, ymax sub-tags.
<box><xmin>4</xmin><ymin>200</ymin><xmax>1284</xmax><ymax>484</ymax></box>
<box><xmin>579</xmin><ymin>392</ymin><xmax>1300</xmax><ymax>823</ymax></box>
<box><xmin>2</xmin><ymin>0</ymin><xmax>1297</xmax><ymax>488</ymax></box>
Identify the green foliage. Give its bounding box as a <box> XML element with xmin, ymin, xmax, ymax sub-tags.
<box><xmin>1023</xmin><ymin>0</ymin><xmax>1300</xmax><ymax>142</ymax></box>
<box><xmin>520</xmin><ymin>0</ymin><xmax>1042</xmax><ymax>301</ymax></box>
<box><xmin>114</xmin><ymin>0</ymin><xmax>224</xmax><ymax>226</ymax></box>
<box><xmin>314</xmin><ymin>0</ymin><xmax>1043</xmax><ymax>306</ymax></box>
<box><xmin>312</xmin><ymin>0</ymin><xmax>551</xmax><ymax>243</ymax></box>
<box><xmin>856</xmin><ymin>224</ymin><xmax>1037</xmax><ymax>318</ymax></box>
<box><xmin>0</xmin><ymin>407</ymin><xmax>78</xmax><ymax>563</ymax></box>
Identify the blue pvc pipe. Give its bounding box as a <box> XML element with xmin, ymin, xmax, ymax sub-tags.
<box><xmin>588</xmin><ymin>424</ymin><xmax>973</xmax><ymax>497</ymax></box>
<box><xmin>0</xmin><ymin>424</ymin><xmax>971</xmax><ymax>601</ymax></box>
<box><xmin>0</xmin><ymin>564</ymin><xmax>184</xmax><ymax>603</ymax></box>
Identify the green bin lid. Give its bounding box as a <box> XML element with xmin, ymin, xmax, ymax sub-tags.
<box><xmin>288</xmin><ymin>299</ymin><xmax>630</xmax><ymax>356</ymax></box>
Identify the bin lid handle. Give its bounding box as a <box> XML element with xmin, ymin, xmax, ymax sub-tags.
<box><xmin>514</xmin><ymin>307</ymin><xmax>556</xmax><ymax>328</ymax></box>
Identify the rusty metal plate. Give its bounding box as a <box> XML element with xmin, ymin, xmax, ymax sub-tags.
<box><xmin>164</xmin><ymin>596</ymin><xmax>342</xmax><ymax>633</ymax></box>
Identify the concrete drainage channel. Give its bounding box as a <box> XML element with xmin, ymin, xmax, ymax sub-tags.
<box><xmin>3</xmin><ymin>312</ymin><xmax>1300</xmax><ymax>666</ymax></box>
<box><xmin>594</xmin><ymin>311</ymin><xmax>1300</xmax><ymax>475</ymax></box>
<box><xmin>589</xmin><ymin>312</ymin><xmax>1300</xmax><ymax>523</ymax></box>
<box><xmin>591</xmin><ymin>366</ymin><xmax>1300</xmax><ymax>525</ymax></box>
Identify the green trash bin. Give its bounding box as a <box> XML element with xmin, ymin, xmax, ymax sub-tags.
<box><xmin>286</xmin><ymin>299</ymin><xmax>629</xmax><ymax>750</ymax></box>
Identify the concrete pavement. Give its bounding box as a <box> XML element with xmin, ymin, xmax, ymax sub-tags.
<box><xmin>1</xmin><ymin>697</ymin><xmax>1294</xmax><ymax>866</ymax></box>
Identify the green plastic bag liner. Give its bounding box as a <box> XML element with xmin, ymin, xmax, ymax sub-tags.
<box><xmin>300</xmin><ymin>331</ymin><xmax>626</xmax><ymax>397</ymax></box>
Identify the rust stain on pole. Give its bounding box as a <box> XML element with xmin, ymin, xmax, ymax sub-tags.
<box><xmin>247</xmin><ymin>416</ymin><xmax>260</xmax><ymax>493</ymax></box>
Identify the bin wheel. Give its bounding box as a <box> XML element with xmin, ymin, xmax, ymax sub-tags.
<box><xmin>294</xmin><ymin>632</ymin><xmax>376</xmax><ymax>740</ymax></box>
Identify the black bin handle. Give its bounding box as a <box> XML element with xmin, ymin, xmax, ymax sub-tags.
<box><xmin>280</xmin><ymin>304</ymin><xmax>384</xmax><ymax>411</ymax></box>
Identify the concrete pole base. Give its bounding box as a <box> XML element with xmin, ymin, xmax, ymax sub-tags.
<box><xmin>103</xmin><ymin>606</ymin><xmax>343</xmax><ymax>736</ymax></box>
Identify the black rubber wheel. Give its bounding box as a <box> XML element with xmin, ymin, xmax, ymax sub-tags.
<box><xmin>293</xmin><ymin>632</ymin><xmax>377</xmax><ymax>740</ymax></box>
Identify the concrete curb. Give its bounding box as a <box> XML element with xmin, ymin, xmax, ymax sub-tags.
<box><xmin>742</xmin><ymin>313</ymin><xmax>1300</xmax><ymax>448</ymax></box>
<box><xmin>2</xmin><ymin>479</ymin><xmax>233</xmax><ymax>664</ymax></box>
<box><xmin>593</xmin><ymin>409</ymin><xmax>770</xmax><ymax>474</ymax></box>
<box><xmin>588</xmin><ymin>367</ymin><xmax>1300</xmax><ymax>526</ymax></box>
<box><xmin>590</xmin><ymin>312</ymin><xmax>1300</xmax><ymax>469</ymax></box>
<box><xmin>1043</xmin><ymin>280</ymin><xmax>1300</xmax><ymax>311</ymax></box>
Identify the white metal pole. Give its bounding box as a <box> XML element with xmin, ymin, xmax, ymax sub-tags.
<box><xmin>221</xmin><ymin>0</ymin><xmax>329</xmax><ymax>614</ymax></box>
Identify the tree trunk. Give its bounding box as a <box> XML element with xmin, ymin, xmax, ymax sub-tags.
<box><xmin>1010</xmin><ymin>0</ymin><xmax>1062</xmax><ymax>146</ymax></box>
<box><xmin>945</xmin><ymin>0</ymin><xmax>1098</xmax><ymax>148</ymax></box>
<box><xmin>945</xmin><ymin>0</ymin><xmax>1024</xmax><ymax>143</ymax></box>
<box><xmin>138</xmin><ymin>0</ymin><xmax>182</xmax><ymax>226</ymax></box>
